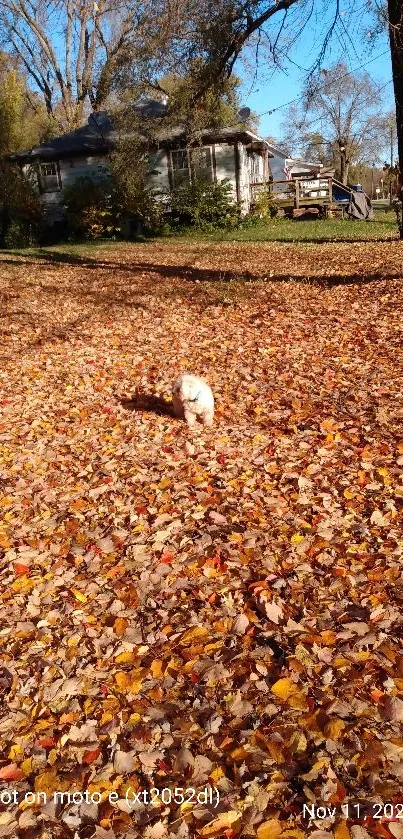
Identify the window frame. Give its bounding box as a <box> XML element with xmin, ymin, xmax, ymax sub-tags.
<box><xmin>170</xmin><ymin>149</ymin><xmax>190</xmax><ymax>185</ymax></box>
<box><xmin>38</xmin><ymin>161</ymin><xmax>61</xmax><ymax>193</ymax></box>
<box><xmin>170</xmin><ymin>145</ymin><xmax>214</xmax><ymax>186</ymax></box>
<box><xmin>190</xmin><ymin>146</ymin><xmax>213</xmax><ymax>182</ymax></box>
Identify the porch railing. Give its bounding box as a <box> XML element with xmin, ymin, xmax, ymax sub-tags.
<box><xmin>250</xmin><ymin>177</ymin><xmax>333</xmax><ymax>208</ymax></box>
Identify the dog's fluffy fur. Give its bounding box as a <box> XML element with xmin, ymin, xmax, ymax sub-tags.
<box><xmin>172</xmin><ymin>374</ymin><xmax>214</xmax><ymax>427</ymax></box>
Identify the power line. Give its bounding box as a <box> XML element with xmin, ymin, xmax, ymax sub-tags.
<box><xmin>257</xmin><ymin>49</ymin><xmax>391</xmax><ymax>117</ymax></box>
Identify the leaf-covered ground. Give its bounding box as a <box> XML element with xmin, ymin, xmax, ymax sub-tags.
<box><xmin>0</xmin><ymin>240</ymin><xmax>403</xmax><ymax>839</ymax></box>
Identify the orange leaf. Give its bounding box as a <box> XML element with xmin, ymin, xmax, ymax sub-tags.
<box><xmin>82</xmin><ymin>748</ymin><xmax>101</xmax><ymax>765</ymax></box>
<box><xmin>36</xmin><ymin>736</ymin><xmax>55</xmax><ymax>749</ymax></box>
<box><xmin>371</xmin><ymin>689</ymin><xmax>384</xmax><ymax>703</ymax></box>
<box><xmin>0</xmin><ymin>763</ymin><xmax>24</xmax><ymax>781</ymax></box>
<box><xmin>113</xmin><ymin>618</ymin><xmax>128</xmax><ymax>636</ymax></box>
<box><xmin>13</xmin><ymin>562</ymin><xmax>30</xmax><ymax>576</ymax></box>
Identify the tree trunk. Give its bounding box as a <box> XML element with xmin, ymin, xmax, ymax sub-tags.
<box><xmin>0</xmin><ymin>204</ymin><xmax>11</xmax><ymax>249</ymax></box>
<box><xmin>340</xmin><ymin>150</ymin><xmax>348</xmax><ymax>185</ymax></box>
<box><xmin>388</xmin><ymin>0</ymin><xmax>403</xmax><ymax>236</ymax></box>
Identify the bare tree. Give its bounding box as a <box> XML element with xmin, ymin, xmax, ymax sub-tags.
<box><xmin>0</xmin><ymin>0</ymin><xmax>140</xmax><ymax>127</ymax></box>
<box><xmin>279</xmin><ymin>63</ymin><xmax>388</xmax><ymax>183</ymax></box>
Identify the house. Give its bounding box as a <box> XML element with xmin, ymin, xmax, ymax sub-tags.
<box><xmin>265</xmin><ymin>142</ymin><xmax>323</xmax><ymax>187</ymax></box>
<box><xmin>11</xmin><ymin>100</ymin><xmax>274</xmax><ymax>229</ymax></box>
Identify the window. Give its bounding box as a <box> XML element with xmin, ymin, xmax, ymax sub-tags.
<box><xmin>171</xmin><ymin>147</ymin><xmax>213</xmax><ymax>185</ymax></box>
<box><xmin>38</xmin><ymin>162</ymin><xmax>61</xmax><ymax>192</ymax></box>
<box><xmin>191</xmin><ymin>147</ymin><xmax>213</xmax><ymax>182</ymax></box>
<box><xmin>248</xmin><ymin>151</ymin><xmax>264</xmax><ymax>184</ymax></box>
<box><xmin>171</xmin><ymin>149</ymin><xmax>190</xmax><ymax>185</ymax></box>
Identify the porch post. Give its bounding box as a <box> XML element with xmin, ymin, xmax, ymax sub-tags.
<box><xmin>234</xmin><ymin>142</ymin><xmax>242</xmax><ymax>208</ymax></box>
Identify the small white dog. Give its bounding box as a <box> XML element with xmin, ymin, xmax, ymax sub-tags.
<box><xmin>172</xmin><ymin>374</ymin><xmax>214</xmax><ymax>428</ymax></box>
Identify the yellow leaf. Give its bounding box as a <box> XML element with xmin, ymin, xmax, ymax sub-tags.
<box><xmin>204</xmin><ymin>641</ymin><xmax>223</xmax><ymax>654</ymax></box>
<box><xmin>71</xmin><ymin>589</ymin><xmax>87</xmax><ymax>604</ymax></box>
<box><xmin>354</xmin><ymin>651</ymin><xmax>370</xmax><ymax>662</ymax></box>
<box><xmin>334</xmin><ymin>822</ymin><xmax>351</xmax><ymax>839</ymax></box>
<box><xmin>183</xmin><ymin>659</ymin><xmax>198</xmax><ymax>673</ymax></box>
<box><xmin>115</xmin><ymin>668</ymin><xmax>146</xmax><ymax>694</ymax></box>
<box><xmin>115</xmin><ymin>671</ymin><xmax>131</xmax><ymax>691</ymax></box>
<box><xmin>281</xmin><ymin>832</ymin><xmax>305</xmax><ymax>839</ymax></box>
<box><xmin>12</xmin><ymin>577</ymin><xmax>35</xmax><ymax>593</ymax></box>
<box><xmin>321</xmin><ymin>418</ymin><xmax>338</xmax><ymax>432</ymax></box>
<box><xmin>289</xmin><ymin>731</ymin><xmax>307</xmax><ymax>753</ymax></box>
<box><xmin>180</xmin><ymin>626</ymin><xmax>209</xmax><ymax>645</ymax></box>
<box><xmin>257</xmin><ymin>820</ymin><xmax>283</xmax><ymax>839</ymax></box>
<box><xmin>20</xmin><ymin>757</ymin><xmax>32</xmax><ymax>775</ymax></box>
<box><xmin>35</xmin><ymin>768</ymin><xmax>67</xmax><ymax>794</ymax></box>
<box><xmin>293</xmin><ymin>644</ymin><xmax>314</xmax><ymax>667</ymax></box>
<box><xmin>8</xmin><ymin>744</ymin><xmax>24</xmax><ymax>761</ymax></box>
<box><xmin>209</xmin><ymin>767</ymin><xmax>225</xmax><ymax>783</ymax></box>
<box><xmin>150</xmin><ymin>659</ymin><xmax>163</xmax><ymax>679</ymax></box>
<box><xmin>324</xmin><ymin>719</ymin><xmax>345</xmax><ymax>740</ymax></box>
<box><xmin>290</xmin><ymin>533</ymin><xmax>305</xmax><ymax>545</ymax></box>
<box><xmin>320</xmin><ymin>630</ymin><xmax>337</xmax><ymax>645</ymax></box>
<box><xmin>271</xmin><ymin>677</ymin><xmax>299</xmax><ymax>700</ymax></box>
<box><xmin>333</xmin><ymin>657</ymin><xmax>351</xmax><ymax>668</ymax></box>
<box><xmin>115</xmin><ymin>651</ymin><xmax>136</xmax><ymax>665</ymax></box>
<box><xmin>271</xmin><ymin>677</ymin><xmax>307</xmax><ymax>710</ymax></box>
<box><xmin>197</xmin><ymin>810</ymin><xmax>240</xmax><ymax>836</ymax></box>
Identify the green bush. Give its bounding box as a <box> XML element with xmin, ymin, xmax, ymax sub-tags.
<box><xmin>249</xmin><ymin>185</ymin><xmax>278</xmax><ymax>219</ymax></box>
<box><xmin>169</xmin><ymin>178</ymin><xmax>239</xmax><ymax>230</ymax></box>
<box><xmin>0</xmin><ymin>161</ymin><xmax>41</xmax><ymax>248</ymax></box>
<box><xmin>63</xmin><ymin>173</ymin><xmax>167</xmax><ymax>239</ymax></box>
<box><xmin>63</xmin><ymin>176</ymin><xmax>119</xmax><ymax>239</ymax></box>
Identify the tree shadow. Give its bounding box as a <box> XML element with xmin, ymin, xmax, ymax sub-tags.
<box><xmin>120</xmin><ymin>393</ymin><xmax>176</xmax><ymax>418</ymax></box>
<box><xmin>1</xmin><ymin>248</ymin><xmax>400</xmax><ymax>290</ymax></box>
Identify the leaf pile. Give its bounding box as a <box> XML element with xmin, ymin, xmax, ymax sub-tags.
<box><xmin>0</xmin><ymin>241</ymin><xmax>402</xmax><ymax>839</ymax></box>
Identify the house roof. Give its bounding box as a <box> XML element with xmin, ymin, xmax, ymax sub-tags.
<box><xmin>11</xmin><ymin>101</ymin><xmax>273</xmax><ymax>162</ymax></box>
<box><xmin>265</xmin><ymin>142</ymin><xmax>291</xmax><ymax>158</ymax></box>
<box><xmin>265</xmin><ymin>143</ymin><xmax>322</xmax><ymax>169</ymax></box>
<box><xmin>11</xmin><ymin>112</ymin><xmax>115</xmax><ymax>161</ymax></box>
<box><xmin>288</xmin><ymin>158</ymin><xmax>323</xmax><ymax>169</ymax></box>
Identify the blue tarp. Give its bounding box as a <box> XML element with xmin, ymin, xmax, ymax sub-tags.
<box><xmin>332</xmin><ymin>183</ymin><xmax>351</xmax><ymax>202</ymax></box>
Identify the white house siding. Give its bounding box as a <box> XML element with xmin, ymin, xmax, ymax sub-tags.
<box><xmin>213</xmin><ymin>143</ymin><xmax>237</xmax><ymax>198</ymax></box>
<box><xmin>24</xmin><ymin>155</ymin><xmax>111</xmax><ymax>221</ymax></box>
<box><xmin>58</xmin><ymin>155</ymin><xmax>110</xmax><ymax>189</ymax></box>
<box><xmin>269</xmin><ymin>149</ymin><xmax>288</xmax><ymax>184</ymax></box>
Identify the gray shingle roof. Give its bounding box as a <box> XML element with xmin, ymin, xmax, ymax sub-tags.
<box><xmin>11</xmin><ymin>100</ymin><xmax>273</xmax><ymax>161</ymax></box>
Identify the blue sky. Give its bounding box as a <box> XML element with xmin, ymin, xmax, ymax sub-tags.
<box><xmin>237</xmin><ymin>4</ymin><xmax>394</xmax><ymax>143</ymax></box>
